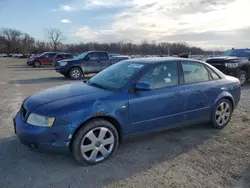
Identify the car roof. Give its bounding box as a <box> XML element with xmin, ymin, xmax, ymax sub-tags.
<box><xmin>122</xmin><ymin>57</ymin><xmax>205</xmax><ymax>64</ymax></box>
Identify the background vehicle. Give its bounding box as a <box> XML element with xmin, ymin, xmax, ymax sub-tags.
<box><xmin>206</xmin><ymin>48</ymin><xmax>250</xmax><ymax>85</ymax></box>
<box><xmin>27</xmin><ymin>52</ymin><xmax>57</xmax><ymax>67</ymax></box>
<box><xmin>55</xmin><ymin>51</ymin><xmax>129</xmax><ymax>79</ymax></box>
<box><xmin>14</xmin><ymin>58</ymin><xmax>241</xmax><ymax>165</ymax></box>
<box><xmin>52</xmin><ymin>53</ymin><xmax>78</xmax><ymax>67</ymax></box>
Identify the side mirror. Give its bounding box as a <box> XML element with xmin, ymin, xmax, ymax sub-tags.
<box><xmin>84</xmin><ymin>56</ymin><xmax>90</xmax><ymax>61</ymax></box>
<box><xmin>135</xmin><ymin>82</ymin><xmax>151</xmax><ymax>91</ymax></box>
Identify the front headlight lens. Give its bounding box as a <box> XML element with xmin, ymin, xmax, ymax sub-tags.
<box><xmin>225</xmin><ymin>63</ymin><xmax>238</xmax><ymax>68</ymax></box>
<box><xmin>60</xmin><ymin>62</ymin><xmax>67</xmax><ymax>66</ymax></box>
<box><xmin>27</xmin><ymin>113</ymin><xmax>55</xmax><ymax>127</ymax></box>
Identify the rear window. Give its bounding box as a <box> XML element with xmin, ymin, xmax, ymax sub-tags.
<box><xmin>99</xmin><ymin>52</ymin><xmax>109</xmax><ymax>60</ymax></box>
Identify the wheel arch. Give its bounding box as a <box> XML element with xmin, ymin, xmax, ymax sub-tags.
<box><xmin>69</xmin><ymin>66</ymin><xmax>84</xmax><ymax>74</ymax></box>
<box><xmin>214</xmin><ymin>91</ymin><xmax>235</xmax><ymax>110</ymax></box>
<box><xmin>69</xmin><ymin>115</ymin><xmax>123</xmax><ymax>150</ymax></box>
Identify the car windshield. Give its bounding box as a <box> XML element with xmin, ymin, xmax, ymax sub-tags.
<box><xmin>76</xmin><ymin>52</ymin><xmax>88</xmax><ymax>60</ymax></box>
<box><xmin>222</xmin><ymin>49</ymin><xmax>250</xmax><ymax>57</ymax></box>
<box><xmin>38</xmin><ymin>52</ymin><xmax>47</xmax><ymax>57</ymax></box>
<box><xmin>87</xmin><ymin>61</ymin><xmax>146</xmax><ymax>90</ymax></box>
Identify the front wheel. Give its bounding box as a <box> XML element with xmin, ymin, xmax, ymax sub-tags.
<box><xmin>212</xmin><ymin>99</ymin><xmax>233</xmax><ymax>129</ymax></box>
<box><xmin>72</xmin><ymin>119</ymin><xmax>119</xmax><ymax>165</ymax></box>
<box><xmin>239</xmin><ymin>70</ymin><xmax>248</xmax><ymax>86</ymax></box>
<box><xmin>69</xmin><ymin>67</ymin><xmax>83</xmax><ymax>80</ymax></box>
<box><xmin>33</xmin><ymin>61</ymin><xmax>41</xmax><ymax>68</ymax></box>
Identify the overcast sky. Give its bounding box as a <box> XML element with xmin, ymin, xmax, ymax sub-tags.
<box><xmin>0</xmin><ymin>0</ymin><xmax>249</xmax><ymax>50</ymax></box>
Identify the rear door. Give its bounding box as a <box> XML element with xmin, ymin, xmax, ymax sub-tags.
<box><xmin>82</xmin><ymin>52</ymin><xmax>101</xmax><ymax>73</ymax></box>
<box><xmin>180</xmin><ymin>61</ymin><xmax>221</xmax><ymax>122</ymax></box>
<box><xmin>99</xmin><ymin>52</ymin><xmax>110</xmax><ymax>70</ymax></box>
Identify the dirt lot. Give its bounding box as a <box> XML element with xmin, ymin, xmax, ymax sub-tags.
<box><xmin>0</xmin><ymin>58</ymin><xmax>250</xmax><ymax>188</ymax></box>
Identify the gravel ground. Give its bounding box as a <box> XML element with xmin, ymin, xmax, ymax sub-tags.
<box><xmin>0</xmin><ymin>58</ymin><xmax>250</xmax><ymax>188</ymax></box>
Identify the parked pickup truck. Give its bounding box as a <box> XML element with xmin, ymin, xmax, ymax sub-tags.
<box><xmin>206</xmin><ymin>48</ymin><xmax>250</xmax><ymax>85</ymax></box>
<box><xmin>55</xmin><ymin>51</ymin><xmax>130</xmax><ymax>80</ymax></box>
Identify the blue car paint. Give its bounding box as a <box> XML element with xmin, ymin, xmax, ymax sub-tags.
<box><xmin>13</xmin><ymin>58</ymin><xmax>241</xmax><ymax>153</ymax></box>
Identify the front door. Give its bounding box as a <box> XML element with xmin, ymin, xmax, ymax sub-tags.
<box><xmin>82</xmin><ymin>52</ymin><xmax>101</xmax><ymax>73</ymax></box>
<box><xmin>128</xmin><ymin>61</ymin><xmax>186</xmax><ymax>134</ymax></box>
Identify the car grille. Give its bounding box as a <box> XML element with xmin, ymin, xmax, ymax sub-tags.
<box><xmin>206</xmin><ymin>59</ymin><xmax>226</xmax><ymax>72</ymax></box>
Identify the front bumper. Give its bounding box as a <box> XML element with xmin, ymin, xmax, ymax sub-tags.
<box><xmin>55</xmin><ymin>66</ymin><xmax>68</xmax><ymax>75</ymax></box>
<box><xmin>211</xmin><ymin>65</ymin><xmax>239</xmax><ymax>78</ymax></box>
<box><xmin>13</xmin><ymin>111</ymin><xmax>71</xmax><ymax>153</ymax></box>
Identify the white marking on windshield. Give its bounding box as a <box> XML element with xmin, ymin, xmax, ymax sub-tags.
<box><xmin>128</xmin><ymin>64</ymin><xmax>144</xmax><ymax>68</ymax></box>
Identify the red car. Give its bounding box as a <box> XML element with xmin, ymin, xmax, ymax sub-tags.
<box><xmin>27</xmin><ymin>52</ymin><xmax>57</xmax><ymax>67</ymax></box>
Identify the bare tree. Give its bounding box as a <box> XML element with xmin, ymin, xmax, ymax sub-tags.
<box><xmin>0</xmin><ymin>28</ymin><xmax>22</xmax><ymax>53</ymax></box>
<box><xmin>45</xmin><ymin>28</ymin><xmax>64</xmax><ymax>51</ymax></box>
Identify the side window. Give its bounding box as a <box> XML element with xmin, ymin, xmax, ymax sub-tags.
<box><xmin>182</xmin><ymin>62</ymin><xmax>209</xmax><ymax>84</ymax></box>
<box><xmin>138</xmin><ymin>62</ymin><xmax>179</xmax><ymax>89</ymax></box>
<box><xmin>56</xmin><ymin>55</ymin><xmax>63</xmax><ymax>59</ymax></box>
<box><xmin>46</xmin><ymin>53</ymin><xmax>56</xmax><ymax>58</ymax></box>
<box><xmin>89</xmin><ymin>53</ymin><xmax>99</xmax><ymax>61</ymax></box>
<box><xmin>206</xmin><ymin>66</ymin><xmax>220</xmax><ymax>80</ymax></box>
<box><xmin>65</xmin><ymin>55</ymin><xmax>73</xmax><ymax>59</ymax></box>
<box><xmin>99</xmin><ymin>52</ymin><xmax>109</xmax><ymax>60</ymax></box>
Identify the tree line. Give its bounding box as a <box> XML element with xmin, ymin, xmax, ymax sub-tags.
<box><xmin>0</xmin><ymin>27</ymin><xmax>219</xmax><ymax>55</ymax></box>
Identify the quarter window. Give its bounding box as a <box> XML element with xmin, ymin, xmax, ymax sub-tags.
<box><xmin>182</xmin><ymin>62</ymin><xmax>209</xmax><ymax>84</ymax></box>
<box><xmin>207</xmin><ymin>66</ymin><xmax>220</xmax><ymax>80</ymax></box>
<box><xmin>138</xmin><ymin>62</ymin><xmax>179</xmax><ymax>89</ymax></box>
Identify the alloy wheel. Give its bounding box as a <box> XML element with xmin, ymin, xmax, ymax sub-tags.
<box><xmin>80</xmin><ymin>127</ymin><xmax>115</xmax><ymax>163</ymax></box>
<box><xmin>72</xmin><ymin>69</ymin><xmax>81</xmax><ymax>78</ymax></box>
<box><xmin>239</xmin><ymin>73</ymin><xmax>246</xmax><ymax>85</ymax></box>
<box><xmin>215</xmin><ymin>102</ymin><xmax>231</xmax><ymax>126</ymax></box>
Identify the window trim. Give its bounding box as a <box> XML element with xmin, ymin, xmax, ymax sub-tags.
<box><xmin>133</xmin><ymin>61</ymin><xmax>181</xmax><ymax>91</ymax></box>
<box><xmin>180</xmin><ymin>61</ymin><xmax>217</xmax><ymax>85</ymax></box>
<box><xmin>204</xmin><ymin>65</ymin><xmax>222</xmax><ymax>80</ymax></box>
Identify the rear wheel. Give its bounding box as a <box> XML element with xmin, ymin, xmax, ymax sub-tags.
<box><xmin>212</xmin><ymin>99</ymin><xmax>232</xmax><ymax>129</ymax></box>
<box><xmin>72</xmin><ymin>119</ymin><xmax>119</xmax><ymax>165</ymax></box>
<box><xmin>33</xmin><ymin>61</ymin><xmax>41</xmax><ymax>68</ymax></box>
<box><xmin>239</xmin><ymin>70</ymin><xmax>247</xmax><ymax>86</ymax></box>
<box><xmin>69</xmin><ymin>67</ymin><xmax>83</xmax><ymax>80</ymax></box>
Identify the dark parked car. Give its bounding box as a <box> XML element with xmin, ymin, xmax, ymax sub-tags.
<box><xmin>55</xmin><ymin>51</ymin><xmax>129</xmax><ymax>80</ymax></box>
<box><xmin>206</xmin><ymin>48</ymin><xmax>250</xmax><ymax>85</ymax></box>
<box><xmin>13</xmin><ymin>57</ymin><xmax>241</xmax><ymax>165</ymax></box>
<box><xmin>27</xmin><ymin>52</ymin><xmax>57</xmax><ymax>67</ymax></box>
<box><xmin>52</xmin><ymin>53</ymin><xmax>77</xmax><ymax>67</ymax></box>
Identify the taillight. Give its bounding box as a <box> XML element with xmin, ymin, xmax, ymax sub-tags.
<box><xmin>237</xmin><ymin>79</ymin><xmax>241</xmax><ymax>87</ymax></box>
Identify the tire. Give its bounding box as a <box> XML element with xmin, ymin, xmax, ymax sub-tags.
<box><xmin>72</xmin><ymin>119</ymin><xmax>119</xmax><ymax>165</ymax></box>
<box><xmin>63</xmin><ymin>74</ymin><xmax>69</xmax><ymax>78</ymax></box>
<box><xmin>33</xmin><ymin>61</ymin><xmax>41</xmax><ymax>68</ymax></box>
<box><xmin>69</xmin><ymin>67</ymin><xmax>83</xmax><ymax>80</ymax></box>
<box><xmin>239</xmin><ymin>70</ymin><xmax>248</xmax><ymax>86</ymax></box>
<box><xmin>211</xmin><ymin>99</ymin><xmax>233</xmax><ymax>129</ymax></box>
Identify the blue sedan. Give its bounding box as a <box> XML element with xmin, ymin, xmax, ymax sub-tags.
<box><xmin>13</xmin><ymin>57</ymin><xmax>241</xmax><ymax>165</ymax></box>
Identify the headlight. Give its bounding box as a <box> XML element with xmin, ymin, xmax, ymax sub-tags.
<box><xmin>60</xmin><ymin>62</ymin><xmax>67</xmax><ymax>66</ymax></box>
<box><xmin>225</xmin><ymin>63</ymin><xmax>238</xmax><ymax>68</ymax></box>
<box><xmin>26</xmin><ymin>113</ymin><xmax>55</xmax><ymax>127</ymax></box>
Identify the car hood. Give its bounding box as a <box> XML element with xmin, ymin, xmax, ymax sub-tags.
<box><xmin>206</xmin><ymin>56</ymin><xmax>248</xmax><ymax>62</ymax></box>
<box><xmin>24</xmin><ymin>82</ymin><xmax>102</xmax><ymax>111</ymax></box>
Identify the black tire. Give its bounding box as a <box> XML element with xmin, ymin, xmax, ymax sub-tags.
<box><xmin>63</xmin><ymin>74</ymin><xmax>69</xmax><ymax>78</ymax></box>
<box><xmin>69</xmin><ymin>67</ymin><xmax>83</xmax><ymax>80</ymax></box>
<box><xmin>239</xmin><ymin>70</ymin><xmax>248</xmax><ymax>86</ymax></box>
<box><xmin>33</xmin><ymin>61</ymin><xmax>41</xmax><ymax>68</ymax></box>
<box><xmin>72</xmin><ymin>119</ymin><xmax>119</xmax><ymax>165</ymax></box>
<box><xmin>211</xmin><ymin>98</ymin><xmax>233</xmax><ymax>129</ymax></box>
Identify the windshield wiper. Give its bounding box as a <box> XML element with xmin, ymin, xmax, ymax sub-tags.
<box><xmin>87</xmin><ymin>81</ymin><xmax>111</xmax><ymax>90</ymax></box>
